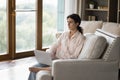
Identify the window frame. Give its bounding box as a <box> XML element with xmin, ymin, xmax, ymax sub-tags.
<box><xmin>0</xmin><ymin>0</ymin><xmax>42</xmax><ymax>61</ymax></box>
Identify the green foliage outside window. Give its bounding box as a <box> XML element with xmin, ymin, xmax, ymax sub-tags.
<box><xmin>0</xmin><ymin>10</ymin><xmax>7</xmax><ymax>53</ymax></box>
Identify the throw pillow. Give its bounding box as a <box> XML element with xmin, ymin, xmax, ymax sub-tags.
<box><xmin>78</xmin><ymin>33</ymin><xmax>107</xmax><ymax>59</ymax></box>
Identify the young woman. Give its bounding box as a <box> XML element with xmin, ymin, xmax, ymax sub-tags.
<box><xmin>28</xmin><ymin>13</ymin><xmax>85</xmax><ymax>80</ymax></box>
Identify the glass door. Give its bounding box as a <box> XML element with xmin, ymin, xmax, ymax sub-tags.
<box><xmin>42</xmin><ymin>0</ymin><xmax>64</xmax><ymax>48</ymax></box>
<box><xmin>0</xmin><ymin>0</ymin><xmax>41</xmax><ymax>60</ymax></box>
<box><xmin>14</xmin><ymin>0</ymin><xmax>37</xmax><ymax>58</ymax></box>
<box><xmin>0</xmin><ymin>0</ymin><xmax>9</xmax><ymax>60</ymax></box>
<box><xmin>15</xmin><ymin>0</ymin><xmax>36</xmax><ymax>52</ymax></box>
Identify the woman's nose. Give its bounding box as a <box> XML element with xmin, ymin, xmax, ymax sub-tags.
<box><xmin>67</xmin><ymin>23</ymin><xmax>70</xmax><ymax>26</ymax></box>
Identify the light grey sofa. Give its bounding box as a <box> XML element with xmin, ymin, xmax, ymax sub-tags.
<box><xmin>36</xmin><ymin>29</ymin><xmax>120</xmax><ymax>80</ymax></box>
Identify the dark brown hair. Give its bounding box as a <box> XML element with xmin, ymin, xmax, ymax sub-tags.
<box><xmin>67</xmin><ymin>14</ymin><xmax>83</xmax><ymax>34</ymax></box>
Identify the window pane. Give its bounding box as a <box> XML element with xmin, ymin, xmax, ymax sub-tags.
<box><xmin>42</xmin><ymin>0</ymin><xmax>64</xmax><ymax>48</ymax></box>
<box><xmin>0</xmin><ymin>0</ymin><xmax>7</xmax><ymax>55</ymax></box>
<box><xmin>16</xmin><ymin>0</ymin><xmax>36</xmax><ymax>9</ymax></box>
<box><xmin>16</xmin><ymin>12</ymin><xmax>36</xmax><ymax>52</ymax></box>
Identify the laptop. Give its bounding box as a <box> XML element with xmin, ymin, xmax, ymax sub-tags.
<box><xmin>34</xmin><ymin>50</ymin><xmax>52</xmax><ymax>66</ymax></box>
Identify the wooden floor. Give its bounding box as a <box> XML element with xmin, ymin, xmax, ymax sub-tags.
<box><xmin>0</xmin><ymin>57</ymin><xmax>37</xmax><ymax>80</ymax></box>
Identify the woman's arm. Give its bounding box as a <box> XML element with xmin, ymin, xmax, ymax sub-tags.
<box><xmin>46</xmin><ymin>33</ymin><xmax>64</xmax><ymax>59</ymax></box>
<box><xmin>29</xmin><ymin>67</ymin><xmax>51</xmax><ymax>73</ymax></box>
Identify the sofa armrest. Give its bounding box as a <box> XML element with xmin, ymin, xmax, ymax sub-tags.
<box><xmin>52</xmin><ymin>59</ymin><xmax>119</xmax><ymax>80</ymax></box>
<box><xmin>36</xmin><ymin>70</ymin><xmax>52</xmax><ymax>80</ymax></box>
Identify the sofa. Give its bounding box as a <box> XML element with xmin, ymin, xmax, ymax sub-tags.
<box><xmin>56</xmin><ymin>21</ymin><xmax>120</xmax><ymax>38</ymax></box>
<box><xmin>36</xmin><ymin>21</ymin><xmax>120</xmax><ymax>80</ymax></box>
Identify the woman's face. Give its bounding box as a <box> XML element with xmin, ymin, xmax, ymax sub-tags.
<box><xmin>67</xmin><ymin>18</ymin><xmax>78</xmax><ymax>31</ymax></box>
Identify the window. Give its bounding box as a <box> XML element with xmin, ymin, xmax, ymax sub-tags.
<box><xmin>0</xmin><ymin>0</ymin><xmax>38</xmax><ymax>60</ymax></box>
<box><xmin>0</xmin><ymin>0</ymin><xmax>7</xmax><ymax>55</ymax></box>
<box><xmin>15</xmin><ymin>0</ymin><xmax>36</xmax><ymax>52</ymax></box>
<box><xmin>42</xmin><ymin>0</ymin><xmax>64</xmax><ymax>48</ymax></box>
<box><xmin>0</xmin><ymin>0</ymin><xmax>79</xmax><ymax>61</ymax></box>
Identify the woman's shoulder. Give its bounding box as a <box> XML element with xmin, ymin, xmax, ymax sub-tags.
<box><xmin>61</xmin><ymin>31</ymin><xmax>69</xmax><ymax>36</ymax></box>
<box><xmin>62</xmin><ymin>31</ymin><xmax>69</xmax><ymax>34</ymax></box>
<box><xmin>56</xmin><ymin>31</ymin><xmax>69</xmax><ymax>39</ymax></box>
<box><xmin>77</xmin><ymin>31</ymin><xmax>86</xmax><ymax>40</ymax></box>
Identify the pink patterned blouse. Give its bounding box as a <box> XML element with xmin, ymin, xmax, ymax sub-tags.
<box><xmin>46</xmin><ymin>31</ymin><xmax>85</xmax><ymax>59</ymax></box>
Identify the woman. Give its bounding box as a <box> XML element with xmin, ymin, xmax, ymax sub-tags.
<box><xmin>28</xmin><ymin>13</ymin><xmax>85</xmax><ymax>80</ymax></box>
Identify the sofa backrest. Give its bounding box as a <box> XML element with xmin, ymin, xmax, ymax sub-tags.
<box><xmin>78</xmin><ymin>29</ymin><xmax>120</xmax><ymax>67</ymax></box>
<box><xmin>95</xmin><ymin>29</ymin><xmax>120</xmax><ymax>65</ymax></box>
<box><xmin>101</xmin><ymin>22</ymin><xmax>120</xmax><ymax>36</ymax></box>
<box><xmin>80</xmin><ymin>21</ymin><xmax>103</xmax><ymax>34</ymax></box>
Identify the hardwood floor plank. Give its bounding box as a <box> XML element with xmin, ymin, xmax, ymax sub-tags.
<box><xmin>0</xmin><ymin>57</ymin><xmax>37</xmax><ymax>80</ymax></box>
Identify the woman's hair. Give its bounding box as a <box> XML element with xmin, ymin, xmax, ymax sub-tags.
<box><xmin>67</xmin><ymin>14</ymin><xmax>83</xmax><ymax>34</ymax></box>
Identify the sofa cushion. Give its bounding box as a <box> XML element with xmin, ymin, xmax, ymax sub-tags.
<box><xmin>80</xmin><ymin>21</ymin><xmax>103</xmax><ymax>34</ymax></box>
<box><xmin>101</xmin><ymin>22</ymin><xmax>120</xmax><ymax>36</ymax></box>
<box><xmin>78</xmin><ymin>33</ymin><xmax>107</xmax><ymax>59</ymax></box>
